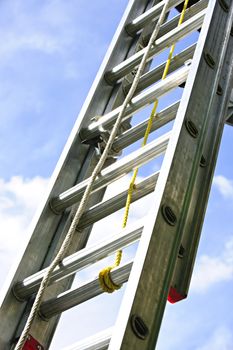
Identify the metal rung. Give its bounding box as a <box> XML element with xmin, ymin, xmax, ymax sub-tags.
<box><xmin>113</xmin><ymin>101</ymin><xmax>179</xmax><ymax>151</ymax></box>
<box><xmin>39</xmin><ymin>261</ymin><xmax>132</xmax><ymax>320</ymax></box>
<box><xmin>143</xmin><ymin>0</ymin><xmax>208</xmax><ymax>44</ymax></box>
<box><xmin>105</xmin><ymin>8</ymin><xmax>205</xmax><ymax>83</ymax></box>
<box><xmin>50</xmin><ymin>132</ymin><xmax>170</xmax><ymax>213</ymax></box>
<box><xmin>81</xmin><ymin>65</ymin><xmax>189</xmax><ymax>142</ymax></box>
<box><xmin>125</xmin><ymin>0</ymin><xmax>185</xmax><ymax>36</ymax></box>
<box><xmin>62</xmin><ymin>328</ymin><xmax>112</xmax><ymax>350</ymax></box>
<box><xmin>78</xmin><ymin>171</ymin><xmax>159</xmax><ymax>230</ymax></box>
<box><xmin>13</xmin><ymin>222</ymin><xmax>142</xmax><ymax>300</ymax></box>
<box><xmin>128</xmin><ymin>44</ymin><xmax>196</xmax><ymax>96</ymax></box>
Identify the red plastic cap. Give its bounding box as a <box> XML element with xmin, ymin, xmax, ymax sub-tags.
<box><xmin>168</xmin><ymin>286</ymin><xmax>187</xmax><ymax>304</ymax></box>
<box><xmin>22</xmin><ymin>335</ymin><xmax>44</xmax><ymax>350</ymax></box>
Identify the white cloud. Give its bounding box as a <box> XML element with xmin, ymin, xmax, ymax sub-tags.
<box><xmin>191</xmin><ymin>237</ymin><xmax>233</xmax><ymax>293</ymax></box>
<box><xmin>0</xmin><ymin>32</ymin><xmax>63</xmax><ymax>58</ymax></box>
<box><xmin>213</xmin><ymin>175</ymin><xmax>233</xmax><ymax>198</ymax></box>
<box><xmin>0</xmin><ymin>1</ymin><xmax>78</xmax><ymax>59</ymax></box>
<box><xmin>0</xmin><ymin>175</ymin><xmax>49</xmax><ymax>283</ymax></box>
<box><xmin>196</xmin><ymin>326</ymin><xmax>233</xmax><ymax>350</ymax></box>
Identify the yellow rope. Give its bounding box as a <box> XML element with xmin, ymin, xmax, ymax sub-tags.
<box><xmin>99</xmin><ymin>0</ymin><xmax>190</xmax><ymax>293</ymax></box>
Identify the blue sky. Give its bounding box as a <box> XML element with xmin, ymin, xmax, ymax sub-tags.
<box><xmin>0</xmin><ymin>1</ymin><xmax>233</xmax><ymax>349</ymax></box>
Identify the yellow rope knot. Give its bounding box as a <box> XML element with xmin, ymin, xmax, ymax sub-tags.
<box><xmin>99</xmin><ymin>266</ymin><xmax>122</xmax><ymax>293</ymax></box>
<box><xmin>99</xmin><ymin>249</ymin><xmax>122</xmax><ymax>293</ymax></box>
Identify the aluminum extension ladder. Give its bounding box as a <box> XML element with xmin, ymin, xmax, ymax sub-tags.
<box><xmin>1</xmin><ymin>0</ymin><xmax>233</xmax><ymax>349</ymax></box>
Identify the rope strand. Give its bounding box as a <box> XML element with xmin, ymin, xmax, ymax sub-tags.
<box><xmin>98</xmin><ymin>0</ymin><xmax>190</xmax><ymax>294</ymax></box>
<box><xmin>15</xmin><ymin>1</ymin><xmax>172</xmax><ymax>348</ymax></box>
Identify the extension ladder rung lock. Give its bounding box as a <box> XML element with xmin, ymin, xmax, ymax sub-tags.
<box><xmin>1</xmin><ymin>0</ymin><xmax>233</xmax><ymax>349</ymax></box>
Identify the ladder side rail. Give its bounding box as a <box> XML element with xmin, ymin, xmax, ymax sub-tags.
<box><xmin>13</xmin><ymin>0</ymin><xmax>174</xmax><ymax>344</ymax></box>
<box><xmin>0</xmin><ymin>0</ymin><xmax>154</xmax><ymax>348</ymax></box>
<box><xmin>170</xmin><ymin>33</ymin><xmax>233</xmax><ymax>300</ymax></box>
<box><xmin>34</xmin><ymin>0</ymin><xmax>233</xmax><ymax>326</ymax></box>
<box><xmin>107</xmin><ymin>1</ymin><xmax>233</xmax><ymax>349</ymax></box>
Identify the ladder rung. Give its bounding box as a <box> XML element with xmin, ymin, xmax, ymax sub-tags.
<box><xmin>13</xmin><ymin>223</ymin><xmax>142</xmax><ymax>300</ymax></box>
<box><xmin>78</xmin><ymin>171</ymin><xmax>159</xmax><ymax>230</ymax></box>
<box><xmin>50</xmin><ymin>132</ymin><xmax>170</xmax><ymax>213</ymax></box>
<box><xmin>125</xmin><ymin>0</ymin><xmax>185</xmax><ymax>36</ymax></box>
<box><xmin>62</xmin><ymin>328</ymin><xmax>112</xmax><ymax>350</ymax></box>
<box><xmin>39</xmin><ymin>261</ymin><xmax>132</xmax><ymax>320</ymax></box>
<box><xmin>105</xmin><ymin>8</ymin><xmax>205</xmax><ymax>83</ymax></box>
<box><xmin>113</xmin><ymin>101</ymin><xmax>179</xmax><ymax>151</ymax></box>
<box><xmin>81</xmin><ymin>65</ymin><xmax>189</xmax><ymax>142</ymax></box>
<box><xmin>142</xmin><ymin>0</ymin><xmax>208</xmax><ymax>45</ymax></box>
<box><xmin>129</xmin><ymin>44</ymin><xmax>196</xmax><ymax>95</ymax></box>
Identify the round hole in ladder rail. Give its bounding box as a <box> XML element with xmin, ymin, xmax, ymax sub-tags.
<box><xmin>178</xmin><ymin>244</ymin><xmax>185</xmax><ymax>259</ymax></box>
<box><xmin>161</xmin><ymin>205</ymin><xmax>177</xmax><ymax>226</ymax></box>
<box><xmin>185</xmin><ymin>119</ymin><xmax>199</xmax><ymax>138</ymax></box>
<box><xmin>217</xmin><ymin>84</ymin><xmax>223</xmax><ymax>96</ymax></box>
<box><xmin>131</xmin><ymin>315</ymin><xmax>149</xmax><ymax>340</ymax></box>
<box><xmin>200</xmin><ymin>155</ymin><xmax>207</xmax><ymax>168</ymax></box>
<box><xmin>204</xmin><ymin>52</ymin><xmax>215</xmax><ymax>69</ymax></box>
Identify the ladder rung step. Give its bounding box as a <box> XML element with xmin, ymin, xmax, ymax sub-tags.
<box><xmin>125</xmin><ymin>0</ymin><xmax>185</xmax><ymax>36</ymax></box>
<box><xmin>63</xmin><ymin>328</ymin><xmax>112</xmax><ymax>350</ymax></box>
<box><xmin>142</xmin><ymin>0</ymin><xmax>208</xmax><ymax>45</ymax></box>
<box><xmin>113</xmin><ymin>101</ymin><xmax>179</xmax><ymax>151</ymax></box>
<box><xmin>39</xmin><ymin>261</ymin><xmax>132</xmax><ymax>320</ymax></box>
<box><xmin>105</xmin><ymin>8</ymin><xmax>205</xmax><ymax>83</ymax></box>
<box><xmin>78</xmin><ymin>171</ymin><xmax>159</xmax><ymax>229</ymax></box>
<box><xmin>50</xmin><ymin>132</ymin><xmax>170</xmax><ymax>213</ymax></box>
<box><xmin>81</xmin><ymin>65</ymin><xmax>189</xmax><ymax>142</ymax></box>
<box><xmin>13</xmin><ymin>223</ymin><xmax>142</xmax><ymax>300</ymax></box>
<box><xmin>128</xmin><ymin>44</ymin><xmax>196</xmax><ymax>96</ymax></box>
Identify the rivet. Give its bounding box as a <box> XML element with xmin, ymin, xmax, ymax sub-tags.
<box><xmin>216</xmin><ymin>84</ymin><xmax>223</xmax><ymax>96</ymax></box>
<box><xmin>204</xmin><ymin>52</ymin><xmax>215</xmax><ymax>69</ymax></box>
<box><xmin>131</xmin><ymin>315</ymin><xmax>149</xmax><ymax>340</ymax></box>
<box><xmin>185</xmin><ymin>119</ymin><xmax>199</xmax><ymax>138</ymax></box>
<box><xmin>161</xmin><ymin>205</ymin><xmax>177</xmax><ymax>226</ymax></box>
<box><xmin>218</xmin><ymin>0</ymin><xmax>229</xmax><ymax>12</ymax></box>
<box><xmin>200</xmin><ymin>155</ymin><xmax>207</xmax><ymax>168</ymax></box>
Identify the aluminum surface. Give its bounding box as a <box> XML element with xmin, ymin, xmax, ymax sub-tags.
<box><xmin>0</xmin><ymin>0</ymin><xmax>155</xmax><ymax>347</ymax></box>
<box><xmin>40</xmin><ymin>262</ymin><xmax>132</xmax><ymax>319</ymax></box>
<box><xmin>113</xmin><ymin>102</ymin><xmax>179</xmax><ymax>151</ymax></box>
<box><xmin>81</xmin><ymin>65</ymin><xmax>189</xmax><ymax>141</ymax></box>
<box><xmin>51</xmin><ymin>132</ymin><xmax>170</xmax><ymax>213</ymax></box>
<box><xmin>14</xmin><ymin>223</ymin><xmax>143</xmax><ymax>300</ymax></box>
<box><xmin>143</xmin><ymin>0</ymin><xmax>208</xmax><ymax>43</ymax></box>
<box><xmin>78</xmin><ymin>171</ymin><xmax>159</xmax><ymax>229</ymax></box>
<box><xmin>125</xmin><ymin>0</ymin><xmax>185</xmax><ymax>35</ymax></box>
<box><xmin>107</xmin><ymin>2</ymin><xmax>233</xmax><ymax>349</ymax></box>
<box><xmin>170</xmin><ymin>21</ymin><xmax>233</xmax><ymax>300</ymax></box>
<box><xmin>131</xmin><ymin>44</ymin><xmax>196</xmax><ymax>95</ymax></box>
<box><xmin>105</xmin><ymin>8</ymin><xmax>205</xmax><ymax>82</ymax></box>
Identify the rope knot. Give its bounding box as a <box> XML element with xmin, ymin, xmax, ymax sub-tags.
<box><xmin>99</xmin><ymin>266</ymin><xmax>122</xmax><ymax>293</ymax></box>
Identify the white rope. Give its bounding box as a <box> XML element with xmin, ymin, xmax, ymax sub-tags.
<box><xmin>15</xmin><ymin>1</ymin><xmax>171</xmax><ymax>348</ymax></box>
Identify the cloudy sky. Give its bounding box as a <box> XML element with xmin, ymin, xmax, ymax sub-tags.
<box><xmin>0</xmin><ymin>1</ymin><xmax>233</xmax><ymax>349</ymax></box>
